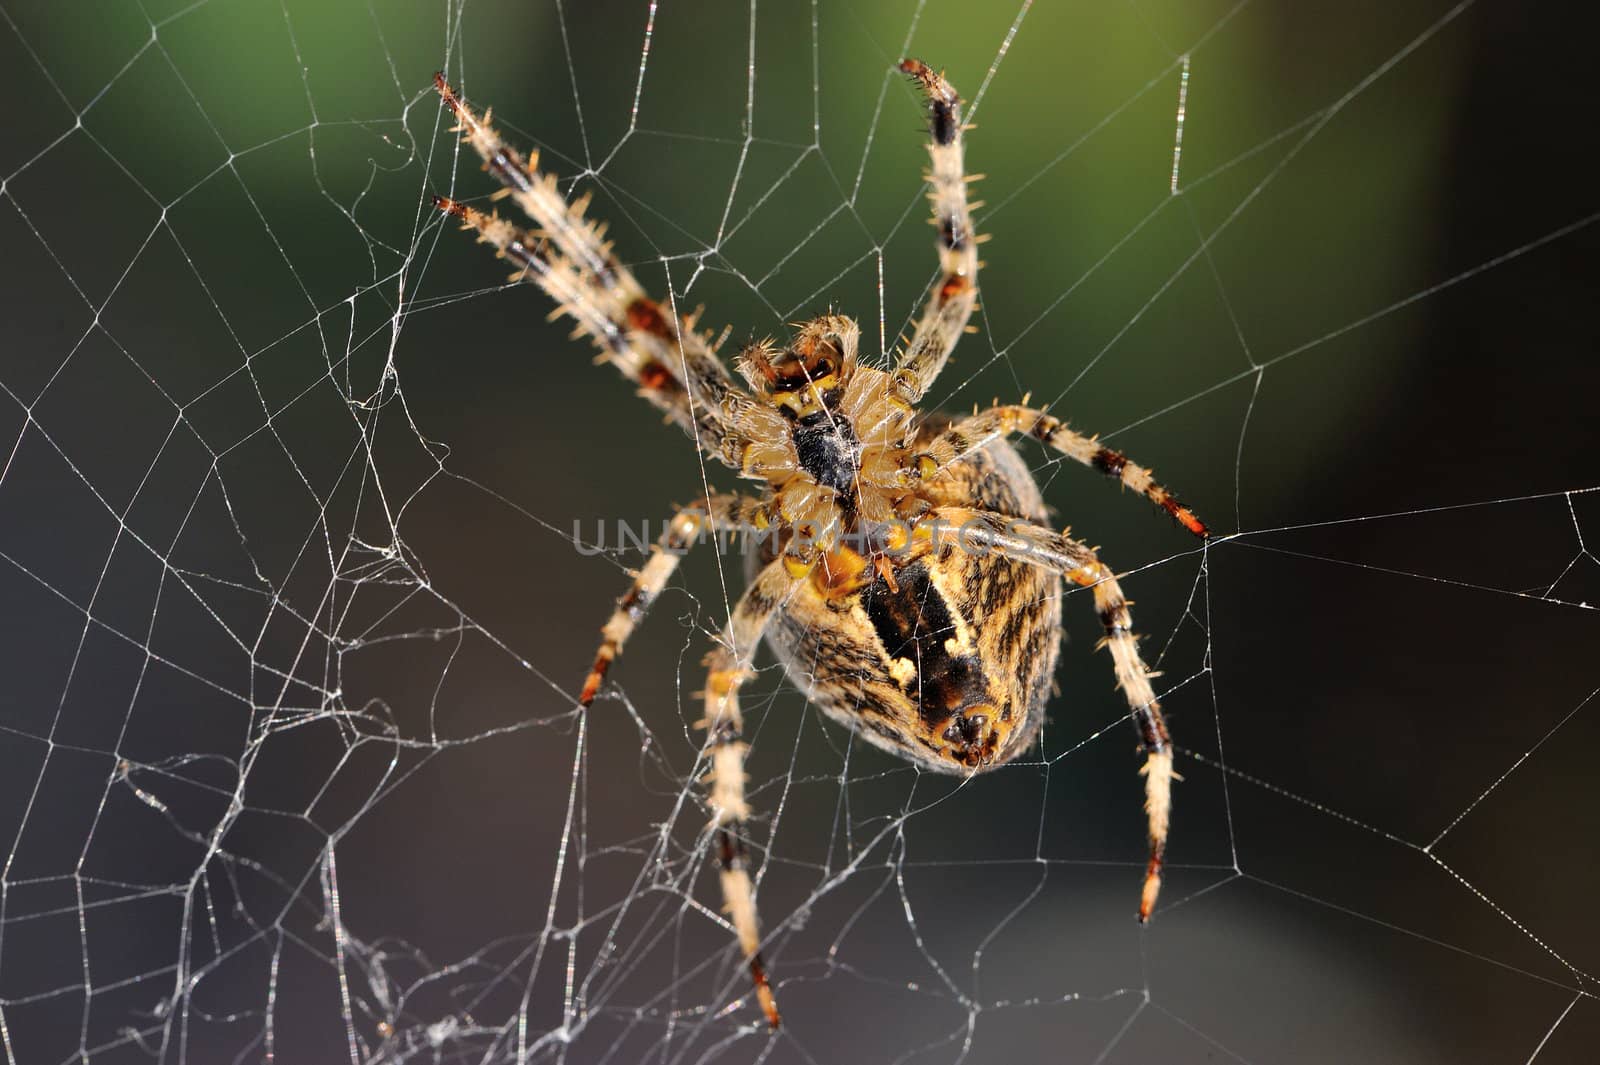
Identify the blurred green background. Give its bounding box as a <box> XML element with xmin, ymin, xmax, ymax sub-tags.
<box><xmin>1</xmin><ymin>0</ymin><xmax>1596</xmax><ymax>1061</ymax></box>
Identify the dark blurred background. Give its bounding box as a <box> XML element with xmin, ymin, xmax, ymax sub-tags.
<box><xmin>1</xmin><ymin>0</ymin><xmax>1596</xmax><ymax>1061</ymax></box>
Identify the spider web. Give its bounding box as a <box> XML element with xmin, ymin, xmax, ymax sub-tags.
<box><xmin>1</xmin><ymin>0</ymin><xmax>1596</xmax><ymax>1061</ymax></box>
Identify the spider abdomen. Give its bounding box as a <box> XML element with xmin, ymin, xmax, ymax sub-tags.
<box><xmin>763</xmin><ymin>425</ymin><xmax>1063</xmax><ymax>772</ymax></box>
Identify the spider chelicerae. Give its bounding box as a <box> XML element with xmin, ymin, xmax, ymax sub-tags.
<box><xmin>432</xmin><ymin>59</ymin><xmax>1207</xmax><ymax>1029</ymax></box>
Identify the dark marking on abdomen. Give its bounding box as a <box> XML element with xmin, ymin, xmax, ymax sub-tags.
<box><xmin>862</xmin><ymin>560</ymin><xmax>985</xmax><ymax>724</ymax></box>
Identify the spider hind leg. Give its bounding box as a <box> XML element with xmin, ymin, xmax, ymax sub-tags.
<box><xmin>944</xmin><ymin>515</ymin><xmax>1179</xmax><ymax>920</ymax></box>
<box><xmin>699</xmin><ymin>560</ymin><xmax>795</xmax><ymax>1028</ymax></box>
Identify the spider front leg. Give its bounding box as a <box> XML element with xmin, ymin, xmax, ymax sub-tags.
<box><xmin>433</xmin><ymin>75</ymin><xmax>755</xmax><ymax>467</ymax></box>
<box><xmin>700</xmin><ymin>559</ymin><xmax>795</xmax><ymax>1028</ymax></box>
<box><xmin>892</xmin><ymin>59</ymin><xmax>981</xmax><ymax>405</ymax></box>
<box><xmin>579</xmin><ymin>494</ymin><xmax>766</xmax><ymax>708</ymax></box>
<box><xmin>945</xmin><ymin>512</ymin><xmax>1177</xmax><ymax>920</ymax></box>
<box><xmin>916</xmin><ymin>405</ymin><xmax>1209</xmax><ymax>536</ymax></box>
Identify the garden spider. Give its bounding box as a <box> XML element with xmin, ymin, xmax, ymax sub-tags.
<box><xmin>432</xmin><ymin>59</ymin><xmax>1207</xmax><ymax>1029</ymax></box>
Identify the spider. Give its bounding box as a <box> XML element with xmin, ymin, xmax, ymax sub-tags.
<box><xmin>431</xmin><ymin>59</ymin><xmax>1207</xmax><ymax>1029</ymax></box>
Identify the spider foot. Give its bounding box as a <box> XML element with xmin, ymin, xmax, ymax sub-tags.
<box><xmin>1138</xmin><ymin>748</ymin><xmax>1175</xmax><ymax>921</ymax></box>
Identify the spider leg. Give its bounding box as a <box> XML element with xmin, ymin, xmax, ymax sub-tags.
<box><xmin>579</xmin><ymin>494</ymin><xmax>767</xmax><ymax>708</ymax></box>
<box><xmin>891</xmin><ymin>59</ymin><xmax>980</xmax><ymax>405</ymax></box>
<box><xmin>913</xmin><ymin>405</ymin><xmax>1208</xmax><ymax>537</ymax></box>
<box><xmin>700</xmin><ymin>558</ymin><xmax>795</xmax><ymax>1028</ymax></box>
<box><xmin>432</xmin><ymin>75</ymin><xmax>752</xmax><ymax>467</ymax></box>
<box><xmin>938</xmin><ymin>511</ymin><xmax>1176</xmax><ymax>921</ymax></box>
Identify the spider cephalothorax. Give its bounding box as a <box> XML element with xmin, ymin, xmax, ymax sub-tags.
<box><xmin>731</xmin><ymin>316</ymin><xmax>931</xmax><ymax>576</ymax></box>
<box><xmin>433</xmin><ymin>59</ymin><xmax>1206</xmax><ymax>1029</ymax></box>
<box><xmin>741</xmin><ymin>320</ymin><xmax>867</xmax><ymax>495</ymax></box>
